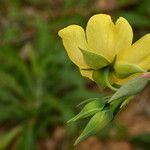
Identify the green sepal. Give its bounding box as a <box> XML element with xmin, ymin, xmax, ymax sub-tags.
<box><xmin>77</xmin><ymin>97</ymin><xmax>104</xmax><ymax>107</ymax></box>
<box><xmin>114</xmin><ymin>63</ymin><xmax>146</xmax><ymax>78</ymax></box>
<box><xmin>77</xmin><ymin>97</ymin><xmax>110</xmax><ymax>107</ymax></box>
<box><xmin>93</xmin><ymin>69</ymin><xmax>116</xmax><ymax>90</ymax></box>
<box><xmin>109</xmin><ymin>77</ymin><xmax>149</xmax><ymax>102</ymax></box>
<box><xmin>120</xmin><ymin>96</ymin><xmax>134</xmax><ymax>108</ymax></box>
<box><xmin>0</xmin><ymin>126</ymin><xmax>22</xmax><ymax>150</ymax></box>
<box><xmin>74</xmin><ymin>110</ymin><xmax>113</xmax><ymax>145</ymax></box>
<box><xmin>93</xmin><ymin>70</ymin><xmax>107</xmax><ymax>87</ymax></box>
<box><xmin>80</xmin><ymin>48</ymin><xmax>110</xmax><ymax>69</ymax></box>
<box><xmin>67</xmin><ymin>99</ymin><xmax>105</xmax><ymax>123</ymax></box>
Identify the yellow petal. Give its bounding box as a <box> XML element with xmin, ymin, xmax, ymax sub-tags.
<box><xmin>116</xmin><ymin>34</ymin><xmax>150</xmax><ymax>69</ymax></box>
<box><xmin>58</xmin><ymin>25</ymin><xmax>89</xmax><ymax>69</ymax></box>
<box><xmin>86</xmin><ymin>14</ymin><xmax>116</xmax><ymax>62</ymax></box>
<box><xmin>112</xmin><ymin>73</ymin><xmax>142</xmax><ymax>85</ymax></box>
<box><xmin>115</xmin><ymin>17</ymin><xmax>133</xmax><ymax>53</ymax></box>
<box><xmin>80</xmin><ymin>69</ymin><xmax>93</xmax><ymax>80</ymax></box>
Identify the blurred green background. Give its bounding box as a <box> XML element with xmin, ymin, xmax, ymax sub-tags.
<box><xmin>0</xmin><ymin>0</ymin><xmax>150</xmax><ymax>150</ymax></box>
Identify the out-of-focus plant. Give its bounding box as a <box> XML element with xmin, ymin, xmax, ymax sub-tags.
<box><xmin>59</xmin><ymin>13</ymin><xmax>150</xmax><ymax>145</ymax></box>
<box><xmin>0</xmin><ymin>12</ymin><xmax>100</xmax><ymax>150</ymax></box>
<box><xmin>0</xmin><ymin>0</ymin><xmax>104</xmax><ymax>149</ymax></box>
<box><xmin>0</xmin><ymin>0</ymin><xmax>150</xmax><ymax>149</ymax></box>
<box><xmin>130</xmin><ymin>133</ymin><xmax>150</xmax><ymax>150</ymax></box>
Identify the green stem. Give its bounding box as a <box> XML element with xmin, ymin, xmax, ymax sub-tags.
<box><xmin>110</xmin><ymin>96</ymin><xmax>134</xmax><ymax>116</ymax></box>
<box><xmin>120</xmin><ymin>96</ymin><xmax>134</xmax><ymax>108</ymax></box>
<box><xmin>104</xmin><ymin>69</ymin><xmax>118</xmax><ymax>92</ymax></box>
<box><xmin>110</xmin><ymin>98</ymin><xmax>124</xmax><ymax>115</ymax></box>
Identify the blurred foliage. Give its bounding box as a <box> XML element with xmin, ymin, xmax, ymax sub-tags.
<box><xmin>0</xmin><ymin>1</ymin><xmax>100</xmax><ymax>149</ymax></box>
<box><xmin>130</xmin><ymin>133</ymin><xmax>150</xmax><ymax>150</ymax></box>
<box><xmin>0</xmin><ymin>0</ymin><xmax>149</xmax><ymax>149</ymax></box>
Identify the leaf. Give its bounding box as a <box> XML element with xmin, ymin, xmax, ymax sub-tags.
<box><xmin>109</xmin><ymin>77</ymin><xmax>149</xmax><ymax>102</ymax></box>
<box><xmin>0</xmin><ymin>46</ymin><xmax>31</xmax><ymax>83</ymax></box>
<box><xmin>34</xmin><ymin>18</ymin><xmax>53</xmax><ymax>55</ymax></box>
<box><xmin>0</xmin><ymin>105</ymin><xmax>25</xmax><ymax>122</ymax></box>
<box><xmin>0</xmin><ymin>126</ymin><xmax>22</xmax><ymax>150</ymax></box>
<box><xmin>80</xmin><ymin>48</ymin><xmax>110</xmax><ymax>69</ymax></box>
<box><xmin>17</xmin><ymin>122</ymin><xmax>35</xmax><ymax>150</ymax></box>
<box><xmin>130</xmin><ymin>133</ymin><xmax>150</xmax><ymax>150</ymax></box>
<box><xmin>0</xmin><ymin>72</ymin><xmax>24</xmax><ymax>97</ymax></box>
<box><xmin>74</xmin><ymin>110</ymin><xmax>113</xmax><ymax>145</ymax></box>
<box><xmin>117</xmin><ymin>11</ymin><xmax>150</xmax><ymax>28</ymax></box>
<box><xmin>0</xmin><ymin>88</ymin><xmax>18</xmax><ymax>103</ymax></box>
<box><xmin>68</xmin><ymin>99</ymin><xmax>105</xmax><ymax>123</ymax></box>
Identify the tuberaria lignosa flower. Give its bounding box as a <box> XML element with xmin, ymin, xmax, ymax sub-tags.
<box><xmin>58</xmin><ymin>14</ymin><xmax>150</xmax><ymax>85</ymax></box>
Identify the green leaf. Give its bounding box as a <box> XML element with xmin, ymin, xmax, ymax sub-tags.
<box><xmin>117</xmin><ymin>11</ymin><xmax>150</xmax><ymax>28</ymax></box>
<box><xmin>130</xmin><ymin>133</ymin><xmax>150</xmax><ymax>150</ymax></box>
<box><xmin>74</xmin><ymin>110</ymin><xmax>113</xmax><ymax>145</ymax></box>
<box><xmin>109</xmin><ymin>77</ymin><xmax>149</xmax><ymax>102</ymax></box>
<box><xmin>0</xmin><ymin>72</ymin><xmax>24</xmax><ymax>97</ymax></box>
<box><xmin>0</xmin><ymin>46</ymin><xmax>31</xmax><ymax>84</ymax></box>
<box><xmin>17</xmin><ymin>122</ymin><xmax>35</xmax><ymax>150</ymax></box>
<box><xmin>68</xmin><ymin>99</ymin><xmax>105</xmax><ymax>123</ymax></box>
<box><xmin>34</xmin><ymin>18</ymin><xmax>54</xmax><ymax>56</ymax></box>
<box><xmin>80</xmin><ymin>48</ymin><xmax>110</xmax><ymax>69</ymax></box>
<box><xmin>0</xmin><ymin>105</ymin><xmax>25</xmax><ymax>122</ymax></box>
<box><xmin>0</xmin><ymin>126</ymin><xmax>22</xmax><ymax>150</ymax></box>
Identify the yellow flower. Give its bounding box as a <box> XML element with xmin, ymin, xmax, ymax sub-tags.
<box><xmin>58</xmin><ymin>14</ymin><xmax>150</xmax><ymax>85</ymax></box>
<box><xmin>114</xmin><ymin>34</ymin><xmax>150</xmax><ymax>78</ymax></box>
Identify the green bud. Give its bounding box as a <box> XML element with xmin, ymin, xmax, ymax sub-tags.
<box><xmin>74</xmin><ymin>110</ymin><xmax>113</xmax><ymax>145</ymax></box>
<box><xmin>68</xmin><ymin>99</ymin><xmax>105</xmax><ymax>123</ymax></box>
<box><xmin>77</xmin><ymin>97</ymin><xmax>105</xmax><ymax>107</ymax></box>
